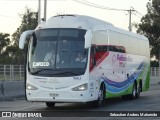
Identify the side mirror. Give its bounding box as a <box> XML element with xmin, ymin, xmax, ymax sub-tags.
<box><xmin>19</xmin><ymin>30</ymin><xmax>34</xmax><ymax>49</ymax></box>
<box><xmin>84</xmin><ymin>30</ymin><xmax>92</xmax><ymax>48</ymax></box>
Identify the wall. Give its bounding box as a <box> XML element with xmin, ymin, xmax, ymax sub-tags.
<box><xmin>0</xmin><ymin>81</ymin><xmax>25</xmax><ymax>100</ymax></box>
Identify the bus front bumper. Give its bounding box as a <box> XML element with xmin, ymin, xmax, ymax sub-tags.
<box><xmin>26</xmin><ymin>90</ymin><xmax>95</xmax><ymax>103</ymax></box>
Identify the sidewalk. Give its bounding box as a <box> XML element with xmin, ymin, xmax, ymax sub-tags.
<box><xmin>150</xmin><ymin>76</ymin><xmax>160</xmax><ymax>85</ymax></box>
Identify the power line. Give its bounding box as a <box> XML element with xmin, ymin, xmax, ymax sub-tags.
<box><xmin>133</xmin><ymin>12</ymin><xmax>142</xmax><ymax>19</ymax></box>
<box><xmin>82</xmin><ymin>0</ymin><xmax>126</xmax><ymax>11</ymax></box>
<box><xmin>0</xmin><ymin>15</ymin><xmax>18</xmax><ymax>19</ymax></box>
<box><xmin>74</xmin><ymin>0</ymin><xmax>126</xmax><ymax>11</ymax></box>
<box><xmin>135</xmin><ymin>10</ymin><xmax>144</xmax><ymax>17</ymax></box>
<box><xmin>74</xmin><ymin>0</ymin><xmax>143</xmax><ymax>31</ymax></box>
<box><xmin>74</xmin><ymin>0</ymin><xmax>144</xmax><ymax>18</ymax></box>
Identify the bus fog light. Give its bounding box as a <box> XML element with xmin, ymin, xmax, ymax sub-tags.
<box><xmin>26</xmin><ymin>83</ymin><xmax>38</xmax><ymax>90</ymax></box>
<box><xmin>72</xmin><ymin>83</ymin><xmax>88</xmax><ymax>91</ymax></box>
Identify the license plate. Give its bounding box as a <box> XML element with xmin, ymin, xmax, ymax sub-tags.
<box><xmin>49</xmin><ymin>93</ymin><xmax>59</xmax><ymax>97</ymax></box>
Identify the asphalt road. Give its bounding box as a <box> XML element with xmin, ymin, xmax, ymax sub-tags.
<box><xmin>0</xmin><ymin>83</ymin><xmax>160</xmax><ymax>120</ymax></box>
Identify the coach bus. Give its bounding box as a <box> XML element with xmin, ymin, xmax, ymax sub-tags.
<box><xmin>19</xmin><ymin>14</ymin><xmax>150</xmax><ymax>108</ymax></box>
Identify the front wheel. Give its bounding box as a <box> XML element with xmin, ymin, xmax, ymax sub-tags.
<box><xmin>94</xmin><ymin>84</ymin><xmax>105</xmax><ymax>108</ymax></box>
<box><xmin>46</xmin><ymin>102</ymin><xmax>55</xmax><ymax>108</ymax></box>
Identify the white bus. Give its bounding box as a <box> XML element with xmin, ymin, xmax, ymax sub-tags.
<box><xmin>19</xmin><ymin>14</ymin><xmax>150</xmax><ymax>108</ymax></box>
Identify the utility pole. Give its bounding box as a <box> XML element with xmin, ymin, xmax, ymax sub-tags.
<box><xmin>159</xmin><ymin>48</ymin><xmax>160</xmax><ymax>80</ymax></box>
<box><xmin>38</xmin><ymin>0</ymin><xmax>47</xmax><ymax>24</ymax></box>
<box><xmin>44</xmin><ymin>0</ymin><xmax>47</xmax><ymax>21</ymax></box>
<box><xmin>38</xmin><ymin>0</ymin><xmax>41</xmax><ymax>24</ymax></box>
<box><xmin>127</xmin><ymin>8</ymin><xmax>135</xmax><ymax>32</ymax></box>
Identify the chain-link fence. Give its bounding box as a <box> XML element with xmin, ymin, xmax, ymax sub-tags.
<box><xmin>0</xmin><ymin>65</ymin><xmax>24</xmax><ymax>81</ymax></box>
<box><xmin>0</xmin><ymin>65</ymin><xmax>159</xmax><ymax>81</ymax></box>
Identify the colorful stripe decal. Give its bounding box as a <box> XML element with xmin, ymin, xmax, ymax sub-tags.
<box><xmin>101</xmin><ymin>62</ymin><xmax>146</xmax><ymax>93</ymax></box>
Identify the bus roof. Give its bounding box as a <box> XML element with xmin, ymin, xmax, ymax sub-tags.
<box><xmin>36</xmin><ymin>14</ymin><xmax>112</xmax><ymax>30</ymax></box>
<box><xmin>36</xmin><ymin>14</ymin><xmax>148</xmax><ymax>41</ymax></box>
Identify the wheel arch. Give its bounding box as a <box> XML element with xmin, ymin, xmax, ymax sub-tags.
<box><xmin>100</xmin><ymin>81</ymin><xmax>106</xmax><ymax>99</ymax></box>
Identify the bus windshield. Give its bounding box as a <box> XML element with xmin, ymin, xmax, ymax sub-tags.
<box><xmin>28</xmin><ymin>28</ymin><xmax>88</xmax><ymax>77</ymax></box>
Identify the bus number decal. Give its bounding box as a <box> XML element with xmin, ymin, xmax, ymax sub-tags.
<box><xmin>73</xmin><ymin>76</ymin><xmax>81</xmax><ymax>80</ymax></box>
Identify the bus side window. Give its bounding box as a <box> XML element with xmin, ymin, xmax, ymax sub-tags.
<box><xmin>109</xmin><ymin>45</ymin><xmax>125</xmax><ymax>53</ymax></box>
<box><xmin>90</xmin><ymin>46</ymin><xmax>96</xmax><ymax>71</ymax></box>
<box><xmin>95</xmin><ymin>46</ymin><xmax>108</xmax><ymax>61</ymax></box>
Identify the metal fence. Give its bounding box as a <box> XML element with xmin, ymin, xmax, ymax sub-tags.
<box><xmin>0</xmin><ymin>65</ymin><xmax>159</xmax><ymax>81</ymax></box>
<box><xmin>150</xmin><ymin>67</ymin><xmax>160</xmax><ymax>77</ymax></box>
<box><xmin>0</xmin><ymin>65</ymin><xmax>25</xmax><ymax>81</ymax></box>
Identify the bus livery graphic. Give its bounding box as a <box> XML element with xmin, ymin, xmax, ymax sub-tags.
<box><xmin>19</xmin><ymin>15</ymin><xmax>150</xmax><ymax>108</ymax></box>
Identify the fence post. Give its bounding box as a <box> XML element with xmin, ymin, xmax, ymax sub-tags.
<box><xmin>20</xmin><ymin>65</ymin><xmax>21</xmax><ymax>78</ymax></box>
<box><xmin>158</xmin><ymin>67</ymin><xmax>160</xmax><ymax>80</ymax></box>
<box><xmin>12</xmin><ymin>65</ymin><xmax>14</xmax><ymax>81</ymax></box>
<box><xmin>4</xmin><ymin>65</ymin><xmax>6</xmax><ymax>80</ymax></box>
<box><xmin>10</xmin><ymin>65</ymin><xmax>11</xmax><ymax>82</ymax></box>
<box><xmin>154</xmin><ymin>67</ymin><xmax>156</xmax><ymax>77</ymax></box>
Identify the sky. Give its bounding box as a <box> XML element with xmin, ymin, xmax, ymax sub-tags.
<box><xmin>0</xmin><ymin>0</ymin><xmax>150</xmax><ymax>35</ymax></box>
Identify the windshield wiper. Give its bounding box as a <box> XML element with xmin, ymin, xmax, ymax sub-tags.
<box><xmin>32</xmin><ymin>68</ymin><xmax>61</xmax><ymax>75</ymax></box>
<box><xmin>31</xmin><ymin>68</ymin><xmax>82</xmax><ymax>76</ymax></box>
<box><xmin>54</xmin><ymin>71</ymin><xmax>81</xmax><ymax>75</ymax></box>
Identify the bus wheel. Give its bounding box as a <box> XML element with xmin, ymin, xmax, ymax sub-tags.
<box><xmin>94</xmin><ymin>84</ymin><xmax>105</xmax><ymax>107</ymax></box>
<box><xmin>129</xmin><ymin>83</ymin><xmax>137</xmax><ymax>100</ymax></box>
<box><xmin>46</xmin><ymin>102</ymin><xmax>55</xmax><ymax>108</ymax></box>
<box><xmin>136</xmin><ymin>84</ymin><xmax>141</xmax><ymax>98</ymax></box>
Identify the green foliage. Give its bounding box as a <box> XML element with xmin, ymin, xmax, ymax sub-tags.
<box><xmin>0</xmin><ymin>7</ymin><xmax>38</xmax><ymax>65</ymax></box>
<box><xmin>151</xmin><ymin>60</ymin><xmax>159</xmax><ymax>67</ymax></box>
<box><xmin>12</xmin><ymin>7</ymin><xmax>38</xmax><ymax>64</ymax></box>
<box><xmin>12</xmin><ymin>8</ymin><xmax>38</xmax><ymax>47</ymax></box>
<box><xmin>0</xmin><ymin>33</ymin><xmax>12</xmax><ymax>64</ymax></box>
<box><xmin>136</xmin><ymin>0</ymin><xmax>160</xmax><ymax>60</ymax></box>
<box><xmin>0</xmin><ymin>33</ymin><xmax>10</xmax><ymax>54</ymax></box>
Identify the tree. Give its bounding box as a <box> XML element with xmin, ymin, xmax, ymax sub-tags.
<box><xmin>0</xmin><ymin>33</ymin><xmax>11</xmax><ymax>64</ymax></box>
<box><xmin>0</xmin><ymin>33</ymin><xmax>10</xmax><ymax>55</ymax></box>
<box><xmin>12</xmin><ymin>7</ymin><xmax>38</xmax><ymax>47</ymax></box>
<box><xmin>136</xmin><ymin>0</ymin><xmax>160</xmax><ymax>61</ymax></box>
<box><xmin>0</xmin><ymin>8</ymin><xmax>37</xmax><ymax>65</ymax></box>
<box><xmin>11</xmin><ymin>7</ymin><xmax>38</xmax><ymax>64</ymax></box>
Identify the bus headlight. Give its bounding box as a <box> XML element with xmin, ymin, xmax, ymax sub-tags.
<box><xmin>72</xmin><ymin>83</ymin><xmax>88</xmax><ymax>91</ymax></box>
<box><xmin>26</xmin><ymin>83</ymin><xmax>38</xmax><ymax>90</ymax></box>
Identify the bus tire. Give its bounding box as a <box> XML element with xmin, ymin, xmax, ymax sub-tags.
<box><xmin>46</xmin><ymin>102</ymin><xmax>55</xmax><ymax>108</ymax></box>
<box><xmin>136</xmin><ymin>84</ymin><xmax>141</xmax><ymax>98</ymax></box>
<box><xmin>129</xmin><ymin>82</ymin><xmax>137</xmax><ymax>100</ymax></box>
<box><xmin>94</xmin><ymin>84</ymin><xmax>105</xmax><ymax>108</ymax></box>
